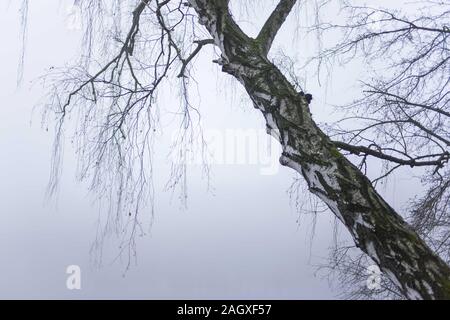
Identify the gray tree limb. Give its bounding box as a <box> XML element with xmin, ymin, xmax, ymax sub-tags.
<box><xmin>257</xmin><ymin>0</ymin><xmax>298</xmax><ymax>55</ymax></box>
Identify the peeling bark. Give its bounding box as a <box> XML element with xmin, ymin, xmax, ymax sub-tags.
<box><xmin>189</xmin><ymin>0</ymin><xmax>450</xmax><ymax>300</ymax></box>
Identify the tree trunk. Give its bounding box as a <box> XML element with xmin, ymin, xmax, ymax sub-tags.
<box><xmin>189</xmin><ymin>0</ymin><xmax>450</xmax><ymax>299</ymax></box>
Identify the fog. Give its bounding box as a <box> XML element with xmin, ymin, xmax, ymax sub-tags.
<box><xmin>0</xmin><ymin>0</ymin><xmax>421</xmax><ymax>299</ymax></box>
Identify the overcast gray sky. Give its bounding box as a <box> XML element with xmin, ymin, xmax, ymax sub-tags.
<box><xmin>0</xmin><ymin>0</ymin><xmax>421</xmax><ymax>299</ymax></box>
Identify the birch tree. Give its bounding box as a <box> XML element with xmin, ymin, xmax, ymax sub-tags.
<box><xmin>307</xmin><ymin>0</ymin><xmax>450</xmax><ymax>299</ymax></box>
<box><xmin>21</xmin><ymin>0</ymin><xmax>450</xmax><ymax>299</ymax></box>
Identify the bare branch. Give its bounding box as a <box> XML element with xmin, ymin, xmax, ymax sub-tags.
<box><xmin>334</xmin><ymin>140</ymin><xmax>450</xmax><ymax>169</ymax></box>
<box><xmin>178</xmin><ymin>39</ymin><xmax>214</xmax><ymax>78</ymax></box>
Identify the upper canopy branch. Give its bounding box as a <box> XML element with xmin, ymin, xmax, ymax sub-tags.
<box><xmin>257</xmin><ymin>0</ymin><xmax>297</xmax><ymax>55</ymax></box>
<box><xmin>334</xmin><ymin>140</ymin><xmax>450</xmax><ymax>169</ymax></box>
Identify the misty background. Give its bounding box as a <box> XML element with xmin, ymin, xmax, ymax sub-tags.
<box><xmin>0</xmin><ymin>0</ymin><xmax>420</xmax><ymax>299</ymax></box>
